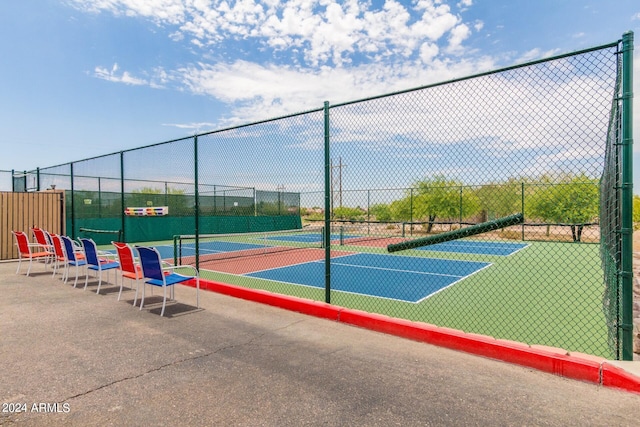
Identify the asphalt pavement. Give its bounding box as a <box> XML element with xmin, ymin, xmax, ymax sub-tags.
<box><xmin>1</xmin><ymin>260</ymin><xmax>640</xmax><ymax>426</ymax></box>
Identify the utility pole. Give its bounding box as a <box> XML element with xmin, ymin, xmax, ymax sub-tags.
<box><xmin>276</xmin><ymin>185</ymin><xmax>285</xmax><ymax>215</ymax></box>
<box><xmin>330</xmin><ymin>157</ymin><xmax>346</xmax><ymax>214</ymax></box>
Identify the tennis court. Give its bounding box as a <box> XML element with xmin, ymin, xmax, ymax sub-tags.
<box><xmin>168</xmin><ymin>230</ymin><xmax>494</xmax><ymax>302</ymax></box>
<box><xmin>246</xmin><ymin>253</ymin><xmax>491</xmax><ymax>302</ymax></box>
<box><xmin>157</xmin><ymin>230</ymin><xmax>497</xmax><ymax>302</ymax></box>
<box><xmin>414</xmin><ymin>240</ymin><xmax>528</xmax><ymax>256</ymax></box>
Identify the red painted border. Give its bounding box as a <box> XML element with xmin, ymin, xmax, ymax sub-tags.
<box><xmin>602</xmin><ymin>363</ymin><xmax>640</xmax><ymax>394</ymax></box>
<box><xmin>338</xmin><ymin>308</ymin><xmax>602</xmax><ymax>384</ymax></box>
<box><xmin>183</xmin><ymin>279</ymin><xmax>640</xmax><ymax>393</ymax></box>
<box><xmin>195</xmin><ymin>279</ymin><xmax>341</xmax><ymax>320</ymax></box>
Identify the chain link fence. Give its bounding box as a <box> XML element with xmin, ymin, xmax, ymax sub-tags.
<box><xmin>6</xmin><ymin>34</ymin><xmax>633</xmax><ymax>359</ymax></box>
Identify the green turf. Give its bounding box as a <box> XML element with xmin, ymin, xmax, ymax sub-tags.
<box><xmin>193</xmin><ymin>239</ymin><xmax>612</xmax><ymax>358</ymax></box>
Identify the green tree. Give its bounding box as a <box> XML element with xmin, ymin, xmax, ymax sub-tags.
<box><xmin>389</xmin><ymin>197</ymin><xmax>412</xmax><ymax>222</ymax></box>
<box><xmin>527</xmin><ymin>173</ymin><xmax>599</xmax><ymax>242</ymax></box>
<box><xmin>369</xmin><ymin>203</ymin><xmax>392</xmax><ymax>222</ymax></box>
<box><xmin>411</xmin><ymin>175</ymin><xmax>480</xmax><ymax>233</ymax></box>
<box><xmin>333</xmin><ymin>206</ymin><xmax>365</xmax><ymax>221</ymax></box>
<box><xmin>475</xmin><ymin>179</ymin><xmax>523</xmax><ymax>219</ymax></box>
<box><xmin>633</xmin><ymin>195</ymin><xmax>640</xmax><ymax>229</ymax></box>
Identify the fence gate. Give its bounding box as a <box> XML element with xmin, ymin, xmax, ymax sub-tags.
<box><xmin>0</xmin><ymin>191</ymin><xmax>65</xmax><ymax>260</ymax></box>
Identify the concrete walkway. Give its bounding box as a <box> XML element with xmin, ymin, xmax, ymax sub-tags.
<box><xmin>1</xmin><ymin>260</ymin><xmax>639</xmax><ymax>426</ymax></box>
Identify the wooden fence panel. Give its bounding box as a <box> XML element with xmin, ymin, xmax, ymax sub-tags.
<box><xmin>0</xmin><ymin>191</ymin><xmax>65</xmax><ymax>260</ymax></box>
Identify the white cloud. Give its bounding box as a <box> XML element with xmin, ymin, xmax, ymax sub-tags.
<box><xmin>162</xmin><ymin>121</ymin><xmax>218</xmax><ymax>133</ymax></box>
<box><xmin>70</xmin><ymin>0</ymin><xmax>187</xmax><ymax>25</ymax></box>
<box><xmin>516</xmin><ymin>47</ymin><xmax>561</xmax><ymax>63</ymax></box>
<box><xmin>173</xmin><ymin>55</ymin><xmax>497</xmax><ymax>125</ymax></box>
<box><xmin>73</xmin><ymin>0</ymin><xmax>488</xmax><ymax>121</ymax></box>
<box><xmin>419</xmin><ymin>42</ymin><xmax>439</xmax><ymax>62</ymax></box>
<box><xmin>94</xmin><ymin>63</ymin><xmax>147</xmax><ymax>85</ymax></box>
<box><xmin>446</xmin><ymin>23</ymin><xmax>471</xmax><ymax>53</ymax></box>
<box><xmin>70</xmin><ymin>0</ymin><xmax>472</xmax><ymax>67</ymax></box>
<box><xmin>457</xmin><ymin>0</ymin><xmax>472</xmax><ymax>11</ymax></box>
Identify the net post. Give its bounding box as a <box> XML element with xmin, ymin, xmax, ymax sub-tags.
<box><xmin>620</xmin><ymin>31</ymin><xmax>634</xmax><ymax>360</ymax></box>
<box><xmin>173</xmin><ymin>235</ymin><xmax>178</xmax><ymax>266</ymax></box>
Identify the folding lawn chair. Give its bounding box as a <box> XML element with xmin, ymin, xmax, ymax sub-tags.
<box><xmin>12</xmin><ymin>230</ymin><xmax>54</xmax><ymax>276</ymax></box>
<box><xmin>136</xmin><ymin>246</ymin><xmax>199</xmax><ymax>317</ymax></box>
<box><xmin>80</xmin><ymin>238</ymin><xmax>120</xmax><ymax>294</ymax></box>
<box><xmin>60</xmin><ymin>235</ymin><xmax>88</xmax><ymax>288</ymax></box>
<box><xmin>112</xmin><ymin>241</ymin><xmax>144</xmax><ymax>304</ymax></box>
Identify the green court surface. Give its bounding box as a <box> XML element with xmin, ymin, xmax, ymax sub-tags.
<box><xmin>189</xmin><ymin>240</ymin><xmax>610</xmax><ymax>358</ymax></box>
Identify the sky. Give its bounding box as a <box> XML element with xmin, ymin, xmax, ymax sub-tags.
<box><xmin>1</xmin><ymin>0</ymin><xmax>639</xmax><ymax>193</ymax></box>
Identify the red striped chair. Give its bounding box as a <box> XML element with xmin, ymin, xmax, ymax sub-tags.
<box><xmin>12</xmin><ymin>230</ymin><xmax>53</xmax><ymax>276</ymax></box>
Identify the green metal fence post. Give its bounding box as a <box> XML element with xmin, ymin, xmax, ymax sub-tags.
<box><xmin>521</xmin><ymin>182</ymin><xmax>525</xmax><ymax>241</ymax></box>
<box><xmin>70</xmin><ymin>163</ymin><xmax>75</xmax><ymax>239</ymax></box>
<box><xmin>410</xmin><ymin>188</ymin><xmax>414</xmax><ymax>236</ymax></box>
<box><xmin>98</xmin><ymin>177</ymin><xmax>102</xmax><ymax>219</ymax></box>
<box><xmin>620</xmin><ymin>31</ymin><xmax>634</xmax><ymax>360</ymax></box>
<box><xmin>120</xmin><ymin>152</ymin><xmax>125</xmax><ymax>242</ymax></box>
<box><xmin>194</xmin><ymin>135</ymin><xmax>200</xmax><ymax>272</ymax></box>
<box><xmin>324</xmin><ymin>101</ymin><xmax>331</xmax><ymax>304</ymax></box>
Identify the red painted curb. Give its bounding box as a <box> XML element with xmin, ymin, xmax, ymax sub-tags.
<box><xmin>184</xmin><ymin>279</ymin><xmax>640</xmax><ymax>392</ymax></box>
<box><xmin>193</xmin><ymin>279</ymin><xmax>341</xmax><ymax>321</ymax></box>
<box><xmin>602</xmin><ymin>363</ymin><xmax>640</xmax><ymax>394</ymax></box>
<box><xmin>338</xmin><ymin>308</ymin><xmax>602</xmax><ymax>384</ymax></box>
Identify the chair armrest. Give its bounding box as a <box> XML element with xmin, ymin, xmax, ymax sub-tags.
<box><xmin>162</xmin><ymin>264</ymin><xmax>199</xmax><ymax>278</ymax></box>
<box><xmin>28</xmin><ymin>243</ymin><xmax>53</xmax><ymax>250</ymax></box>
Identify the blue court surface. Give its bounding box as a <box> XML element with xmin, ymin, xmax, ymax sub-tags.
<box><xmin>246</xmin><ymin>253</ymin><xmax>491</xmax><ymax>303</ymax></box>
<box><xmin>414</xmin><ymin>240</ymin><xmax>528</xmax><ymax>256</ymax></box>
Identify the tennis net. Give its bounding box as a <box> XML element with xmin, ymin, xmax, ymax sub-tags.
<box><xmin>174</xmin><ymin>226</ymin><xmax>325</xmax><ymax>266</ymax></box>
<box><xmin>78</xmin><ymin>227</ymin><xmax>123</xmax><ymax>245</ymax></box>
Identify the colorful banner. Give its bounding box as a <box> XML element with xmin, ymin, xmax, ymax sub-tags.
<box><xmin>124</xmin><ymin>206</ymin><xmax>169</xmax><ymax>216</ymax></box>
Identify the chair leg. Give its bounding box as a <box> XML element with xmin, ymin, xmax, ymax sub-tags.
<box><xmin>161</xmin><ymin>286</ymin><xmax>167</xmax><ymax>317</ymax></box>
<box><xmin>96</xmin><ymin>271</ymin><xmax>103</xmax><ymax>294</ymax></box>
<box><xmin>25</xmin><ymin>258</ymin><xmax>33</xmax><ymax>276</ymax></box>
<box><xmin>73</xmin><ymin>265</ymin><xmax>82</xmax><ymax>288</ymax></box>
<box><xmin>83</xmin><ymin>268</ymin><xmax>90</xmax><ymax>290</ymax></box>
<box><xmin>117</xmin><ymin>276</ymin><xmax>125</xmax><ymax>301</ymax></box>
<box><xmin>139</xmin><ymin>284</ymin><xmax>146</xmax><ymax>311</ymax></box>
<box><xmin>132</xmin><ymin>280</ymin><xmax>139</xmax><ymax>306</ymax></box>
<box><xmin>51</xmin><ymin>260</ymin><xmax>57</xmax><ymax>277</ymax></box>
